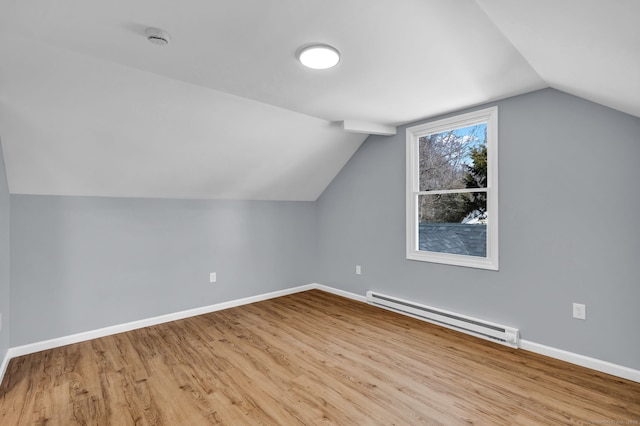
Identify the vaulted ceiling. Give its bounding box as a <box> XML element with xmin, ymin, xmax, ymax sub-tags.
<box><xmin>0</xmin><ymin>0</ymin><xmax>637</xmax><ymax>200</ymax></box>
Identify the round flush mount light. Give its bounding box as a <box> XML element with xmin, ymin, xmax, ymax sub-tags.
<box><xmin>145</xmin><ymin>27</ymin><xmax>171</xmax><ymax>46</ymax></box>
<box><xmin>298</xmin><ymin>44</ymin><xmax>340</xmax><ymax>69</ymax></box>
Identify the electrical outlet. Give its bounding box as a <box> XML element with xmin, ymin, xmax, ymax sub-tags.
<box><xmin>573</xmin><ymin>303</ymin><xmax>586</xmax><ymax>320</ymax></box>
<box><xmin>355</xmin><ymin>265</ymin><xmax>361</xmax><ymax>275</ymax></box>
<box><xmin>210</xmin><ymin>272</ymin><xmax>217</xmax><ymax>283</ymax></box>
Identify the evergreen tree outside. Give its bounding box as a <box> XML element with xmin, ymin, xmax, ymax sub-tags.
<box><xmin>463</xmin><ymin>144</ymin><xmax>488</xmax><ymax>221</ymax></box>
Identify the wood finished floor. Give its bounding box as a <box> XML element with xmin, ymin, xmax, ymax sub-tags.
<box><xmin>1</xmin><ymin>290</ymin><xmax>639</xmax><ymax>425</ymax></box>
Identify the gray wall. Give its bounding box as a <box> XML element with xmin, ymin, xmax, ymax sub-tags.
<box><xmin>317</xmin><ymin>89</ymin><xmax>640</xmax><ymax>370</ymax></box>
<box><xmin>10</xmin><ymin>196</ymin><xmax>315</xmax><ymax>346</ymax></box>
<box><xmin>0</xmin><ymin>140</ymin><xmax>9</xmax><ymax>361</ymax></box>
<box><xmin>6</xmin><ymin>88</ymin><xmax>640</xmax><ymax>372</ymax></box>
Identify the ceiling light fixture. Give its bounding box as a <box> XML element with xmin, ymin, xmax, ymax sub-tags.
<box><xmin>298</xmin><ymin>44</ymin><xmax>340</xmax><ymax>69</ymax></box>
<box><xmin>145</xmin><ymin>27</ymin><xmax>171</xmax><ymax>46</ymax></box>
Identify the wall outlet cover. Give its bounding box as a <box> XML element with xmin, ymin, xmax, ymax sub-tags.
<box><xmin>573</xmin><ymin>303</ymin><xmax>586</xmax><ymax>320</ymax></box>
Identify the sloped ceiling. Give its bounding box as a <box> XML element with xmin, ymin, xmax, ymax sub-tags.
<box><xmin>476</xmin><ymin>0</ymin><xmax>640</xmax><ymax>119</ymax></box>
<box><xmin>0</xmin><ymin>0</ymin><xmax>637</xmax><ymax>201</ymax></box>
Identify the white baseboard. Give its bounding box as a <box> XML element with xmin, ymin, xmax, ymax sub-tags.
<box><xmin>313</xmin><ymin>283</ymin><xmax>367</xmax><ymax>303</ymax></box>
<box><xmin>1</xmin><ymin>283</ymin><xmax>638</xmax><ymax>385</ymax></box>
<box><xmin>6</xmin><ymin>284</ymin><xmax>316</xmax><ymax>361</ymax></box>
<box><xmin>520</xmin><ymin>340</ymin><xmax>640</xmax><ymax>383</ymax></box>
<box><xmin>0</xmin><ymin>349</ymin><xmax>10</xmax><ymax>387</ymax></box>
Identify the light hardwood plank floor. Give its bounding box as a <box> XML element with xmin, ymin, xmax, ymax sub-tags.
<box><xmin>1</xmin><ymin>290</ymin><xmax>639</xmax><ymax>425</ymax></box>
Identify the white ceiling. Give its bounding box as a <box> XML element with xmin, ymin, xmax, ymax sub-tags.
<box><xmin>0</xmin><ymin>0</ymin><xmax>637</xmax><ymax>200</ymax></box>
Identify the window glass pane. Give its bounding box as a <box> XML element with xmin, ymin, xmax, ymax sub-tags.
<box><xmin>418</xmin><ymin>193</ymin><xmax>487</xmax><ymax>257</ymax></box>
<box><xmin>419</xmin><ymin>124</ymin><xmax>487</xmax><ymax>191</ymax></box>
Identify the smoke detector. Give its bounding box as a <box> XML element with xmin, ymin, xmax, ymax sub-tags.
<box><xmin>145</xmin><ymin>27</ymin><xmax>171</xmax><ymax>46</ymax></box>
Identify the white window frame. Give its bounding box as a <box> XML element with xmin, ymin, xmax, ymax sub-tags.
<box><xmin>406</xmin><ymin>106</ymin><xmax>499</xmax><ymax>270</ymax></box>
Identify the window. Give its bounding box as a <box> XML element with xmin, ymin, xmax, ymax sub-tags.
<box><xmin>406</xmin><ymin>106</ymin><xmax>498</xmax><ymax>270</ymax></box>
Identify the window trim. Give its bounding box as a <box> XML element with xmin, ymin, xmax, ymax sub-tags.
<box><xmin>406</xmin><ymin>106</ymin><xmax>499</xmax><ymax>270</ymax></box>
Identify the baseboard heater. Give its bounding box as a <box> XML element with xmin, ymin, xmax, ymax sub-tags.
<box><xmin>366</xmin><ymin>291</ymin><xmax>520</xmax><ymax>348</ymax></box>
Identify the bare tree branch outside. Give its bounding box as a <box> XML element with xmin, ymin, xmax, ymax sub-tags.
<box><xmin>418</xmin><ymin>124</ymin><xmax>487</xmax><ymax>224</ymax></box>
